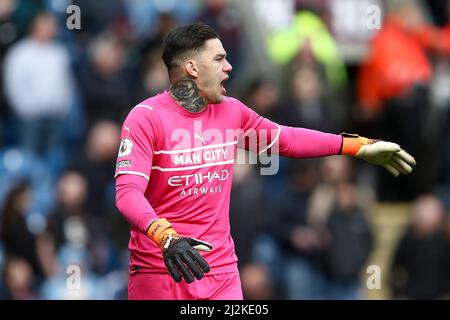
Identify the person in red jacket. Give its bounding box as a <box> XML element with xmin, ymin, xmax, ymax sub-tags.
<box><xmin>357</xmin><ymin>2</ymin><xmax>450</xmax><ymax>201</ymax></box>
<box><xmin>358</xmin><ymin>5</ymin><xmax>433</xmax><ymax>114</ymax></box>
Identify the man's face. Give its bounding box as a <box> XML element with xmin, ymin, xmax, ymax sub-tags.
<box><xmin>194</xmin><ymin>38</ymin><xmax>232</xmax><ymax>104</ymax></box>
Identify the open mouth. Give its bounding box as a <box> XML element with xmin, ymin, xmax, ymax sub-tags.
<box><xmin>221</xmin><ymin>77</ymin><xmax>229</xmax><ymax>94</ymax></box>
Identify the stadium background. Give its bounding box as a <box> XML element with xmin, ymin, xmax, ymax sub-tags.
<box><xmin>0</xmin><ymin>0</ymin><xmax>450</xmax><ymax>300</ymax></box>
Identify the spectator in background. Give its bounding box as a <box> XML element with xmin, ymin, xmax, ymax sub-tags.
<box><xmin>9</xmin><ymin>0</ymin><xmax>45</xmax><ymax>38</ymax></box>
<box><xmin>70</xmin><ymin>120</ymin><xmax>120</xmax><ymax>220</ymax></box>
<box><xmin>230</xmin><ymin>155</ymin><xmax>267</xmax><ymax>269</ymax></box>
<box><xmin>38</xmin><ymin>170</ymin><xmax>127</xmax><ymax>298</ymax></box>
<box><xmin>139</xmin><ymin>12</ymin><xmax>178</xmax><ymax>59</ymax></box>
<box><xmin>242</xmin><ymin>79</ymin><xmax>283</xmax><ymax>124</ymax></box>
<box><xmin>442</xmin><ymin>215</ymin><xmax>450</xmax><ymax>298</ymax></box>
<box><xmin>427</xmin><ymin>1</ymin><xmax>450</xmax><ymax>206</ymax></box>
<box><xmin>39</xmin><ymin>243</ymin><xmax>106</xmax><ymax>300</ymax></box>
<box><xmin>133</xmin><ymin>13</ymin><xmax>176</xmax><ymax>101</ymax></box>
<box><xmin>37</xmin><ymin>170</ymin><xmax>95</xmax><ymax>277</ymax></box>
<box><xmin>357</xmin><ymin>1</ymin><xmax>432</xmax><ymax>125</ymax></box>
<box><xmin>1</xmin><ymin>256</ymin><xmax>39</xmax><ymax>299</ymax></box>
<box><xmin>229</xmin><ymin>153</ymin><xmax>275</xmax><ymax>299</ymax></box>
<box><xmin>271</xmin><ymin>159</ymin><xmax>326</xmax><ymax>299</ymax></box>
<box><xmin>135</xmin><ymin>47</ymin><xmax>171</xmax><ymax>101</ymax></box>
<box><xmin>240</xmin><ymin>263</ymin><xmax>274</xmax><ymax>300</ymax></box>
<box><xmin>123</xmin><ymin>0</ymin><xmax>200</xmax><ymax>41</ymax></box>
<box><xmin>322</xmin><ymin>181</ymin><xmax>373</xmax><ymax>300</ymax></box>
<box><xmin>266</xmin><ymin>10</ymin><xmax>348</xmax><ymax>90</ymax></box>
<box><xmin>240</xmin><ymin>79</ymin><xmax>291</xmax><ymax>200</ymax></box>
<box><xmin>272</xmin><ymin>14</ymin><xmax>350</xmax><ymax>139</ymax></box>
<box><xmin>273</xmin><ymin>156</ymin><xmax>374</xmax><ymax>299</ymax></box>
<box><xmin>196</xmin><ymin>0</ymin><xmax>244</xmax><ymax>74</ymax></box>
<box><xmin>390</xmin><ymin>194</ymin><xmax>448</xmax><ymax>299</ymax></box>
<box><xmin>3</xmin><ymin>11</ymin><xmax>76</xmax><ymax>175</ymax></box>
<box><xmin>71</xmin><ymin>0</ymin><xmax>126</xmax><ymax>42</ymax></box>
<box><xmin>358</xmin><ymin>1</ymin><xmax>450</xmax><ymax>117</ymax></box>
<box><xmin>69</xmin><ymin>120</ymin><xmax>128</xmax><ymax>255</ymax></box>
<box><xmin>77</xmin><ymin>33</ymin><xmax>135</xmax><ymax>126</ymax></box>
<box><xmin>0</xmin><ymin>0</ymin><xmax>21</xmax><ymax>144</ymax></box>
<box><xmin>0</xmin><ymin>181</ymin><xmax>45</xmax><ymax>282</ymax></box>
<box><xmin>308</xmin><ymin>157</ymin><xmax>356</xmax><ymax>226</ymax></box>
<box><xmin>282</xmin><ymin>64</ymin><xmax>343</xmax><ymax>133</ymax></box>
<box><xmin>357</xmin><ymin>1</ymin><xmax>450</xmax><ymax>201</ymax></box>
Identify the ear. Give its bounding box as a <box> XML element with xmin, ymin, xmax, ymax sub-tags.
<box><xmin>185</xmin><ymin>60</ymin><xmax>199</xmax><ymax>78</ymax></box>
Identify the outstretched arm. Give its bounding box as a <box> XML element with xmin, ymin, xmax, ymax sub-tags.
<box><xmin>277</xmin><ymin>127</ymin><xmax>415</xmax><ymax>177</ymax></box>
<box><xmin>236</xmin><ymin>98</ymin><xmax>416</xmax><ymax>176</ymax></box>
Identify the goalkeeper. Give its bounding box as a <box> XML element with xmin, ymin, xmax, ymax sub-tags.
<box><xmin>115</xmin><ymin>22</ymin><xmax>415</xmax><ymax>300</ymax></box>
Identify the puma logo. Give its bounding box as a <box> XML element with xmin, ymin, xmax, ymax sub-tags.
<box><xmin>194</xmin><ymin>132</ymin><xmax>206</xmax><ymax>145</ymax></box>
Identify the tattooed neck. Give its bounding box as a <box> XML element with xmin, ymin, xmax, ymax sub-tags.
<box><xmin>169</xmin><ymin>78</ymin><xmax>206</xmax><ymax>113</ymax></box>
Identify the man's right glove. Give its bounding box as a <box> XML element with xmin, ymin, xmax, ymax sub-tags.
<box><xmin>147</xmin><ymin>218</ymin><xmax>212</xmax><ymax>283</ymax></box>
<box><xmin>340</xmin><ymin>133</ymin><xmax>416</xmax><ymax>177</ymax></box>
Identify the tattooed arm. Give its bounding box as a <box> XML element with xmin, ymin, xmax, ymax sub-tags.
<box><xmin>169</xmin><ymin>78</ymin><xmax>207</xmax><ymax>113</ymax></box>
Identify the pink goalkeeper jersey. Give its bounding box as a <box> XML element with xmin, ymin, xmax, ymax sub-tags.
<box><xmin>115</xmin><ymin>90</ymin><xmax>342</xmax><ymax>275</ymax></box>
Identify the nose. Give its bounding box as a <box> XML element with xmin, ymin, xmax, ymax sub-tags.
<box><xmin>223</xmin><ymin>60</ymin><xmax>232</xmax><ymax>73</ymax></box>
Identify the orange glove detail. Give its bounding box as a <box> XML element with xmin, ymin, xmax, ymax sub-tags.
<box><xmin>341</xmin><ymin>134</ymin><xmax>378</xmax><ymax>156</ymax></box>
<box><xmin>146</xmin><ymin>218</ymin><xmax>180</xmax><ymax>249</ymax></box>
<box><xmin>340</xmin><ymin>133</ymin><xmax>416</xmax><ymax>177</ymax></box>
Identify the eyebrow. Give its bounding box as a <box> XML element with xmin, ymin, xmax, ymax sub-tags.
<box><xmin>214</xmin><ymin>53</ymin><xmax>227</xmax><ymax>59</ymax></box>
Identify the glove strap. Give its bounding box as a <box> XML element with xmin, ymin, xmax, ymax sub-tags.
<box><xmin>340</xmin><ymin>133</ymin><xmax>373</xmax><ymax>156</ymax></box>
<box><xmin>146</xmin><ymin>218</ymin><xmax>180</xmax><ymax>249</ymax></box>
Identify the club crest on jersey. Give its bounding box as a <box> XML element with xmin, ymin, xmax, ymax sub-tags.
<box><xmin>118</xmin><ymin>138</ymin><xmax>133</xmax><ymax>157</ymax></box>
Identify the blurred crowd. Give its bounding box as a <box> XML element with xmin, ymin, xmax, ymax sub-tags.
<box><xmin>1</xmin><ymin>0</ymin><xmax>450</xmax><ymax>300</ymax></box>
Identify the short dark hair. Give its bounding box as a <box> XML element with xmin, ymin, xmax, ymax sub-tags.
<box><xmin>162</xmin><ymin>22</ymin><xmax>219</xmax><ymax>79</ymax></box>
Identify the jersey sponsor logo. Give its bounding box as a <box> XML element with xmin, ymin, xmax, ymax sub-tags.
<box><xmin>167</xmin><ymin>169</ymin><xmax>229</xmax><ymax>187</ymax></box>
<box><xmin>180</xmin><ymin>186</ymin><xmax>222</xmax><ymax>196</ymax></box>
<box><xmin>118</xmin><ymin>138</ymin><xmax>133</xmax><ymax>157</ymax></box>
<box><xmin>116</xmin><ymin>160</ymin><xmax>131</xmax><ymax>168</ymax></box>
<box><xmin>167</xmin><ymin>169</ymin><xmax>230</xmax><ymax>197</ymax></box>
<box><xmin>172</xmin><ymin>147</ymin><xmax>230</xmax><ymax>166</ymax></box>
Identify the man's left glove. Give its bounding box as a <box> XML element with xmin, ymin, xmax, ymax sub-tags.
<box><xmin>163</xmin><ymin>236</ymin><xmax>213</xmax><ymax>283</ymax></box>
<box><xmin>341</xmin><ymin>133</ymin><xmax>416</xmax><ymax>177</ymax></box>
<box><xmin>147</xmin><ymin>218</ymin><xmax>212</xmax><ymax>283</ymax></box>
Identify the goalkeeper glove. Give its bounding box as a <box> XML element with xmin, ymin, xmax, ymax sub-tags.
<box><xmin>340</xmin><ymin>133</ymin><xmax>416</xmax><ymax>177</ymax></box>
<box><xmin>147</xmin><ymin>218</ymin><xmax>212</xmax><ymax>283</ymax></box>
